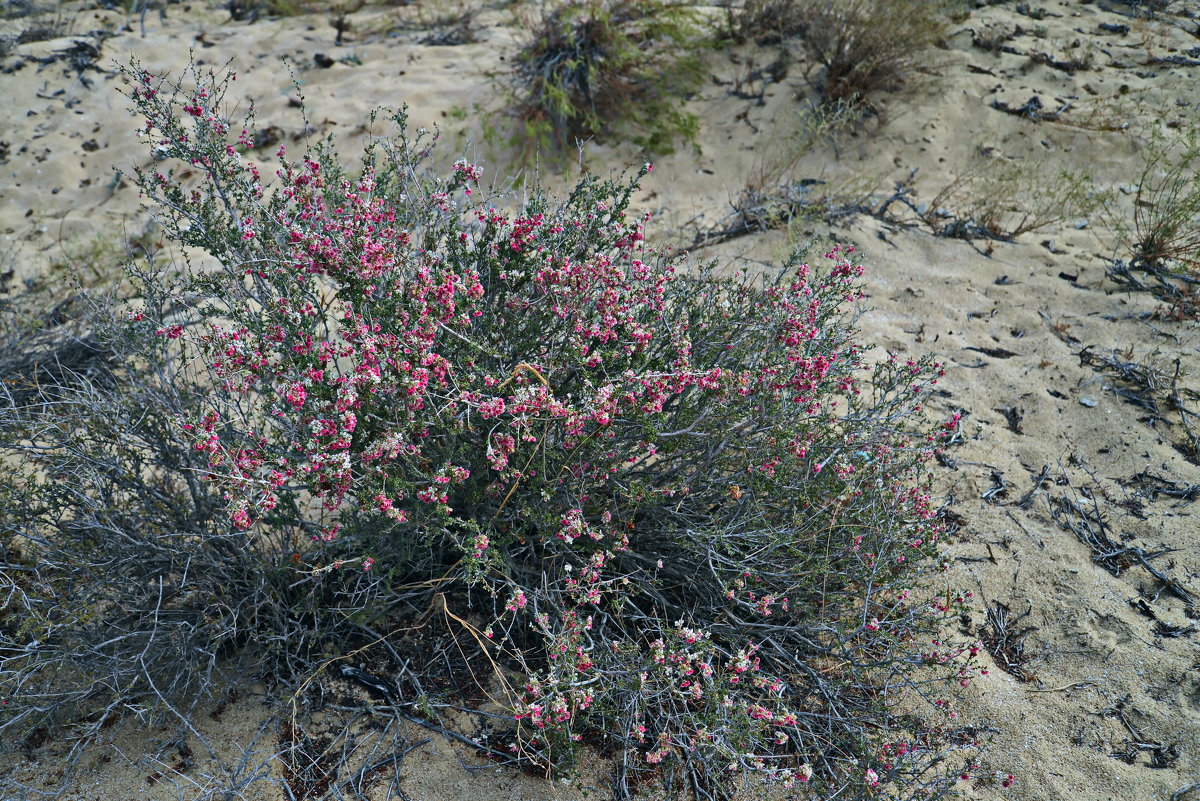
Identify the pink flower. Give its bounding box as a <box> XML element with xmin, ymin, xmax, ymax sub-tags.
<box><xmin>478</xmin><ymin>397</ymin><xmax>506</xmax><ymax>419</ymax></box>
<box><xmin>504</xmin><ymin>590</ymin><xmax>528</xmax><ymax>612</ymax></box>
<box><xmin>865</xmin><ymin>768</ymin><xmax>880</xmax><ymax>787</ymax></box>
<box><xmin>285</xmin><ymin>382</ymin><xmax>307</xmax><ymax>409</ymax></box>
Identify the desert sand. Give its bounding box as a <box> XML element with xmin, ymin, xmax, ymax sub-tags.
<box><xmin>1</xmin><ymin>0</ymin><xmax>1197</xmax><ymax>799</ymax></box>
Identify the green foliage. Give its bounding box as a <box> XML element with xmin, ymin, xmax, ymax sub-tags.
<box><xmin>504</xmin><ymin>0</ymin><xmax>706</xmax><ymax>160</ymax></box>
<box><xmin>1131</xmin><ymin>123</ymin><xmax>1200</xmax><ymax>273</ymax></box>
<box><xmin>928</xmin><ymin>155</ymin><xmax>1108</xmax><ymax>240</ymax></box>
<box><xmin>1106</xmin><ymin>123</ymin><xmax>1200</xmax><ymax>318</ymax></box>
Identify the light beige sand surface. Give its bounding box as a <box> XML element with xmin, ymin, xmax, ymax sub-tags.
<box><xmin>1</xmin><ymin>1</ymin><xmax>1197</xmax><ymax>798</ymax></box>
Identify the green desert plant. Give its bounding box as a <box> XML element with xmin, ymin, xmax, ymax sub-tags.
<box><xmin>925</xmin><ymin>155</ymin><xmax>1106</xmax><ymax>240</ymax></box>
<box><xmin>1107</xmin><ymin>123</ymin><xmax>1200</xmax><ymax>318</ymax></box>
<box><xmin>503</xmin><ymin>0</ymin><xmax>705</xmax><ymax>160</ymax></box>
<box><xmin>797</xmin><ymin>0</ymin><xmax>955</xmax><ymax>110</ymax></box>
<box><xmin>1130</xmin><ymin>124</ymin><xmax>1200</xmax><ymax>273</ymax></box>
<box><xmin>721</xmin><ymin>0</ymin><xmax>807</xmax><ymax>44</ymax></box>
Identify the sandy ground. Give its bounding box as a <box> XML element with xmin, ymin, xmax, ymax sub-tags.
<box><xmin>1</xmin><ymin>0</ymin><xmax>1198</xmax><ymax>798</ymax></box>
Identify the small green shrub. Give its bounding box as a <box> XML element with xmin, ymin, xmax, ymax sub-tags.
<box><xmin>1130</xmin><ymin>124</ymin><xmax>1200</xmax><ymax>274</ymax></box>
<box><xmin>797</xmin><ymin>0</ymin><xmax>954</xmax><ymax>110</ymax></box>
<box><xmin>503</xmin><ymin>0</ymin><xmax>705</xmax><ymax>160</ymax></box>
<box><xmin>1106</xmin><ymin>124</ymin><xmax>1200</xmax><ymax>318</ymax></box>
<box><xmin>721</xmin><ymin>0</ymin><xmax>806</xmax><ymax>44</ymax></box>
<box><xmin>926</xmin><ymin>155</ymin><xmax>1106</xmax><ymax>240</ymax></box>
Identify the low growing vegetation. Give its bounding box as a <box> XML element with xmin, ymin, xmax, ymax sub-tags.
<box><xmin>501</xmin><ymin>0</ymin><xmax>705</xmax><ymax>160</ymax></box>
<box><xmin>1109</xmin><ymin>123</ymin><xmax>1200</xmax><ymax>318</ymax></box>
<box><xmin>1130</xmin><ymin>124</ymin><xmax>1200</xmax><ymax>272</ymax></box>
<box><xmin>718</xmin><ymin>0</ymin><xmax>962</xmax><ymax>128</ymax></box>
<box><xmin>0</xmin><ymin>59</ymin><xmax>989</xmax><ymax>799</ymax></box>
<box><xmin>722</xmin><ymin>0</ymin><xmax>807</xmax><ymax>44</ymax></box>
<box><xmin>798</xmin><ymin>0</ymin><xmax>955</xmax><ymax>110</ymax></box>
<box><xmin>924</xmin><ymin>156</ymin><xmax>1105</xmax><ymax>241</ymax></box>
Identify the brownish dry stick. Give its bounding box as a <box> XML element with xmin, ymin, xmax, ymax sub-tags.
<box><xmin>1026</xmin><ymin>679</ymin><xmax>1096</xmax><ymax>693</ymax></box>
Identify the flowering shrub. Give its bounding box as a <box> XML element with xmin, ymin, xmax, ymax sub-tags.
<box><xmin>0</xmin><ymin>59</ymin><xmax>986</xmax><ymax>799</ymax></box>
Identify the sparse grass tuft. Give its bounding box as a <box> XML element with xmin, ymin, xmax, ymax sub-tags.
<box><xmin>1108</xmin><ymin>123</ymin><xmax>1200</xmax><ymax>318</ymax></box>
<box><xmin>0</xmin><ymin>0</ymin><xmax>72</xmax><ymax>54</ymax></box>
<box><xmin>693</xmin><ymin>101</ymin><xmax>861</xmax><ymax>247</ymax></box>
<box><xmin>925</xmin><ymin>155</ymin><xmax>1106</xmax><ymax>240</ymax></box>
<box><xmin>1130</xmin><ymin>125</ymin><xmax>1200</xmax><ymax>273</ymax></box>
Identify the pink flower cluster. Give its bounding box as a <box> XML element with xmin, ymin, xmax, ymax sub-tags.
<box><xmin>124</xmin><ymin>62</ymin><xmax>977</xmax><ymax>798</ymax></box>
